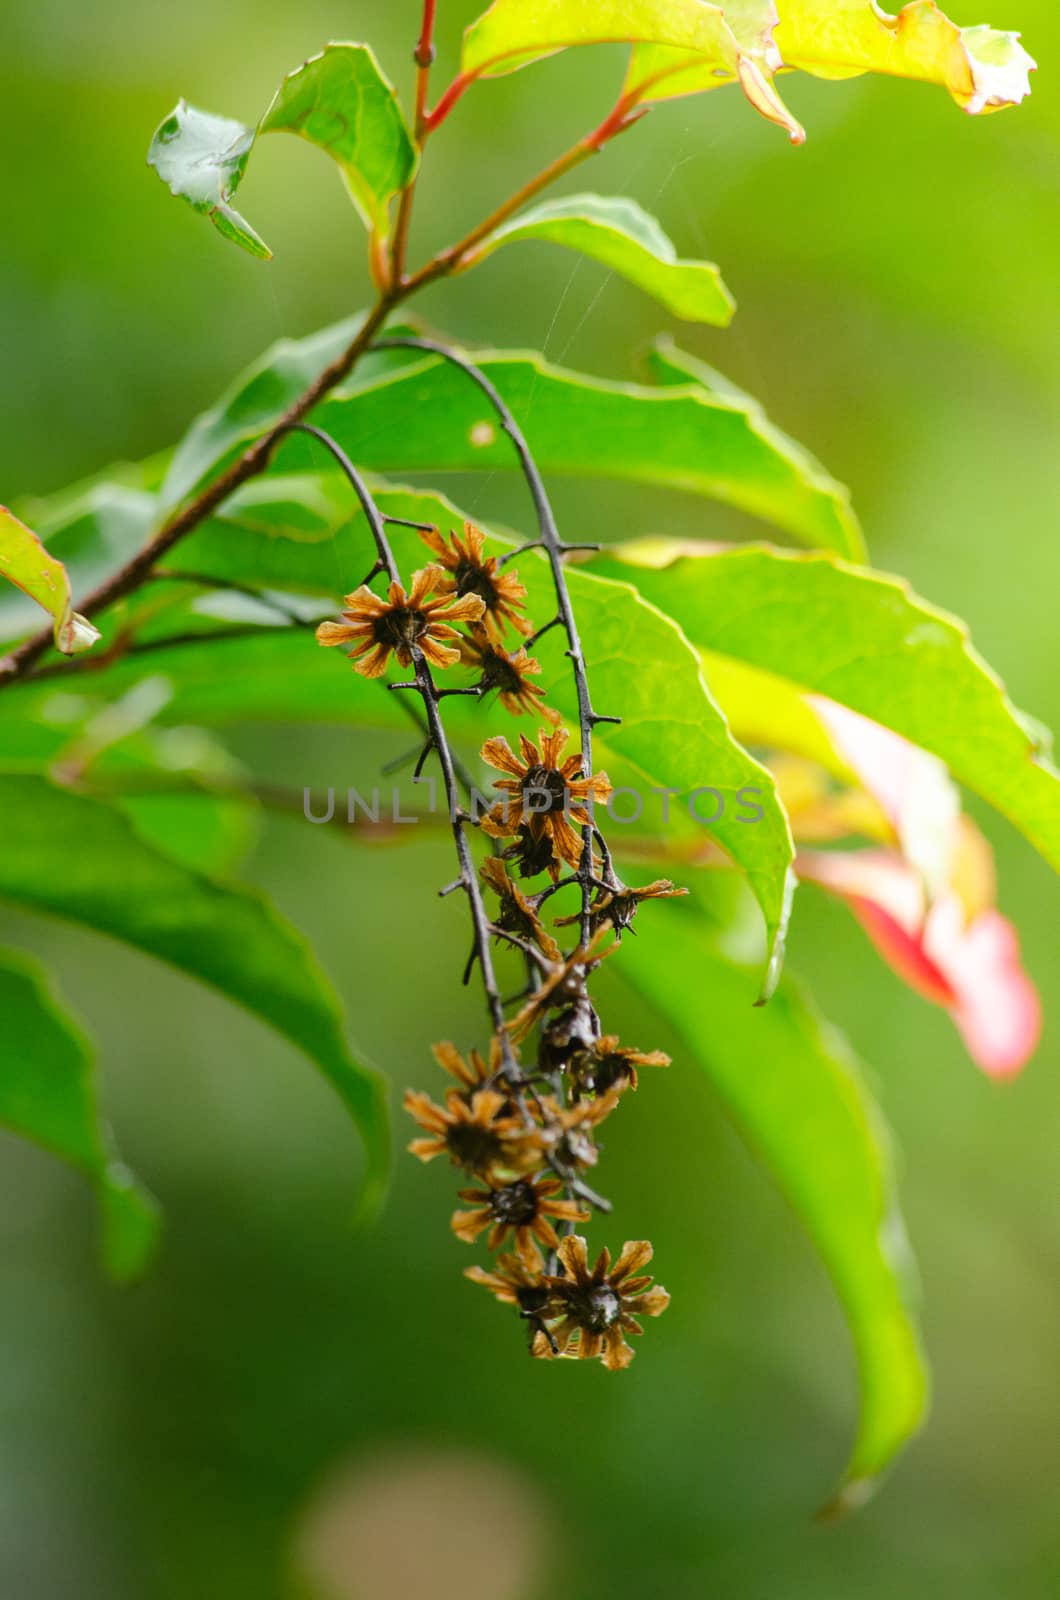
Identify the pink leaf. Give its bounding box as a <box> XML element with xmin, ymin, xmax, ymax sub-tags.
<box><xmin>798</xmin><ymin>848</ymin><xmax>1040</xmax><ymax>1077</ymax></box>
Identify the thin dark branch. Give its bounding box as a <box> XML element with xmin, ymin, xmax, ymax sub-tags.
<box><xmin>0</xmin><ymin>300</ymin><xmax>399</xmax><ymax>686</ymax></box>
<box><xmin>525</xmin><ymin>615</ymin><xmax>564</xmax><ymax>648</ymax></box>
<box><xmin>368</xmin><ymin>341</ymin><xmax>626</xmax><ymax>1234</ymax></box>
<box><xmin>411</xmin><ymin>643</ymin><xmax>518</xmax><ymax>1069</ymax></box>
<box><xmin>372</xmin><ymin>335</ymin><xmax>611</xmax><ymax>950</ymax></box>
<box><xmin>498</xmin><ymin>540</ymin><xmax>545</xmax><ymax>566</ymax></box>
<box><xmin>390</xmin><ymin>684</ymin><xmax>477</xmax><ymax>799</ymax></box>
<box><xmin>488</xmin><ymin>925</ymin><xmax>552</xmax><ymax>970</ymax></box>
<box><xmin>276</xmin><ymin>423</ymin><xmax>399</xmax><ymax>584</ymax></box>
<box><xmin>0</xmin><ymin>83</ymin><xmax>652</xmax><ymax>691</ymax></box>
<box><xmin>380</xmin><ymin>742</ymin><xmax>427</xmax><ymax>777</ymax></box>
<box><xmin>20</xmin><ymin>623</ymin><xmax>295</xmax><ymax>683</ymax></box>
<box><xmin>383</xmin><ymin>515</ymin><xmax>439</xmax><ymax>533</ymax></box>
<box><xmin>282</xmin><ymin>432</ymin><xmax>517</xmax><ymax>1071</ymax></box>
<box><xmin>151</xmin><ymin>568</ymin><xmax>315</xmax><ymax>627</ymax></box>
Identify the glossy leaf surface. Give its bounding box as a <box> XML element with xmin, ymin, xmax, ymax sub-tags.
<box><xmin>464</xmin><ymin>193</ymin><xmax>734</xmax><ymax>324</ymax></box>
<box><xmin>597</xmin><ymin>542</ymin><xmax>1060</xmax><ymax>876</ymax></box>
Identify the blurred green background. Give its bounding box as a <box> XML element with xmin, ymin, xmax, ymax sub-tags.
<box><xmin>2</xmin><ymin>2</ymin><xmax>1058</xmax><ymax>1595</ymax></box>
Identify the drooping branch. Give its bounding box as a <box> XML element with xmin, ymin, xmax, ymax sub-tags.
<box><xmin>289</xmin><ymin>418</ymin><xmax>615</xmax><ymax>1219</ymax></box>
<box><xmin>280</xmin><ymin>421</ymin><xmax>520</xmax><ymax>1072</ymax></box>
<box><xmin>372</xmin><ymin>335</ymin><xmax>623</xmax><ymax>949</ymax></box>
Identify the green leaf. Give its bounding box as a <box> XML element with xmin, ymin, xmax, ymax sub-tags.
<box><xmin>624</xmin><ymin>0</ymin><xmax>803</xmax><ymax>142</ymax></box>
<box><xmin>463</xmin><ymin>193</ymin><xmax>734</xmax><ymax>325</ymax></box>
<box><xmin>0</xmin><ymin>485</ymin><xmax>157</xmax><ymax>650</ymax></box>
<box><xmin>158</xmin><ymin>321</ymin><xmax>861</xmax><ymax>555</ymax></box>
<box><xmin>0</xmin><ymin>946</ymin><xmax>161</xmax><ymax>1281</ymax></box>
<box><xmin>544</xmin><ymin>561</ymin><xmax>796</xmax><ymax>991</ymax></box>
<box><xmin>645</xmin><ymin>332</ymin><xmax>766</xmax><ymax>402</ymax></box>
<box><xmin>115</xmin><ymin>790</ymin><xmax>261</xmax><ymax>877</ymax></box>
<box><xmin>148</xmin><ymin>45</ymin><xmax>417</xmax><ymax>257</ymax></box>
<box><xmin>0</xmin><ymin>505</ymin><xmax>101</xmax><ymax>655</ymax></box>
<box><xmin>0</xmin><ymin>482</ymin><xmax>797</xmax><ymax>985</ymax></box>
<box><xmin>596</xmin><ymin>542</ymin><xmax>1060</xmax><ymax>874</ymax></box>
<box><xmin>0</xmin><ymin>629</ymin><xmax>372</xmax><ymax>729</ymax></box>
<box><xmin>0</xmin><ymin>775</ymin><xmax>389</xmax><ymax>1219</ymax></box>
<box><xmin>632</xmin><ymin>1</ymin><xmax>808</xmax><ymax>141</ymax></box>
<box><xmin>699</xmin><ymin>650</ymin><xmax>860</xmax><ymax>785</ymax></box>
<box><xmin>260</xmin><ymin>44</ymin><xmax>418</xmax><ymax>235</ymax></box>
<box><xmin>462</xmin><ymin>0</ymin><xmax>739</xmax><ymax>79</ymax></box>
<box><xmin>160</xmin><ymin>317</ymin><xmax>418</xmax><ymax>512</ymax></box>
<box><xmin>174</xmin><ymin>474</ymin><xmax>362</xmax><ymax>596</ymax></box>
<box><xmin>95</xmin><ymin>725</ymin><xmax>263</xmax><ymax>876</ymax></box>
<box><xmin>623</xmin><ymin>911</ymin><xmax>928</xmax><ymax>1508</ymax></box>
<box><xmin>310</xmin><ymin>354</ymin><xmax>862</xmax><ymax>558</ymax></box>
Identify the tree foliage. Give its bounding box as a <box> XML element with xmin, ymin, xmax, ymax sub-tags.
<box><xmin>0</xmin><ymin>0</ymin><xmax>1045</xmax><ymax>1509</ymax></box>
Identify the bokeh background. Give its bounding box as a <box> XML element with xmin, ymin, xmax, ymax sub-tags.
<box><xmin>2</xmin><ymin>2</ymin><xmax>1058</xmax><ymax>1595</ymax></box>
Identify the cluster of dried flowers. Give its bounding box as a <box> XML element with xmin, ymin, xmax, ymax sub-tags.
<box><xmin>319</xmin><ymin>510</ymin><xmax>683</xmax><ymax>1370</ymax></box>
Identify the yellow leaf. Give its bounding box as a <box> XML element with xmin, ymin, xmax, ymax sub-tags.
<box><xmin>462</xmin><ymin>0</ymin><xmax>740</xmax><ymax>80</ymax></box>
<box><xmin>0</xmin><ymin>505</ymin><xmax>100</xmax><ymax>656</ymax></box>
<box><xmin>626</xmin><ymin>0</ymin><xmax>1034</xmax><ymax>136</ymax></box>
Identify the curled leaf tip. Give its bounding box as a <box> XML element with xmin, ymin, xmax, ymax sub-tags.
<box><xmin>149</xmin><ymin>45</ymin><xmax>416</xmax><ymax>257</ymax></box>
<box><xmin>57</xmin><ymin>611</ymin><xmax>102</xmax><ymax>655</ymax></box>
<box><xmin>958</xmin><ymin>23</ymin><xmax>1036</xmax><ymax>114</ymax></box>
<box><xmin>816</xmin><ymin>1473</ymin><xmax>878</xmax><ymax>1523</ymax></box>
<box><xmin>0</xmin><ymin>505</ymin><xmax>100</xmax><ymax>657</ymax></box>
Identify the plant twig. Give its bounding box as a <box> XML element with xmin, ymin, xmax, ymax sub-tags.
<box><xmin>287</xmin><ymin>420</ymin><xmax>519</xmax><ymax>1070</ymax></box>
<box><xmin>0</xmin><ymin>299</ymin><xmax>400</xmax><ymax>685</ymax></box>
<box><xmin>406</xmin><ymin>92</ymin><xmax>647</xmax><ymax>288</ymax></box>
<box><xmin>296</xmin><ymin>419</ymin><xmax>619</xmax><ymax>1225</ymax></box>
<box><xmin>372</xmin><ymin>335</ymin><xmax>621</xmax><ymax>949</ymax></box>
<box><xmin>0</xmin><ymin>90</ymin><xmax>644</xmax><ymax>690</ymax></box>
<box><xmin>390</xmin><ymin>0</ymin><xmax>439</xmax><ymax>286</ymax></box>
<box><xmin>413</xmin><ymin>0</ymin><xmax>439</xmax><ymax>128</ymax></box>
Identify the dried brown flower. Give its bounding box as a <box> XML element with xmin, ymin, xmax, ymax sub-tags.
<box><xmin>460</xmin><ymin>624</ymin><xmax>559</xmax><ymax>722</ymax></box>
<box><xmin>418</xmin><ymin>521</ymin><xmax>532</xmax><ymax>641</ymax></box>
<box><xmin>524</xmin><ymin>1089</ymin><xmax>623</xmax><ymax>1169</ymax></box>
<box><xmin>501</xmin><ymin>824</ymin><xmax>561</xmax><ymax>881</ymax></box>
<box><xmin>316</xmin><ymin>564</ymin><xmax>485</xmax><ymax>677</ymax></box>
<box><xmin>451</xmin><ymin>1174</ymin><xmax>589</xmax><ymax>1265</ymax></box>
<box><xmin>537</xmin><ymin>1005</ymin><xmax>598</xmax><ymax>1072</ymax></box>
<box><xmin>481</xmin><ymin>856</ymin><xmax>563</xmax><ymax>963</ymax></box>
<box><xmin>464</xmin><ymin>1242</ymin><xmax>550</xmax><ymax>1316</ymax></box>
<box><xmin>479</xmin><ymin>728</ymin><xmax>612</xmax><ymax>880</ymax></box>
<box><xmin>431</xmin><ymin>1036</ymin><xmax>501</xmax><ymax>1094</ymax></box>
<box><xmin>568</xmin><ymin>1034</ymin><xmax>671</xmax><ymax>1098</ymax></box>
<box><xmin>532</xmin><ymin>1235</ymin><xmax>670</xmax><ymax>1371</ymax></box>
<box><xmin>404</xmin><ymin>1086</ymin><xmax>531</xmax><ymax>1176</ymax></box>
<box><xmin>555</xmin><ymin>878</ymin><xmax>688</xmax><ymax>935</ymax></box>
<box><xmin>507</xmin><ymin>933</ymin><xmax>612</xmax><ymax>1046</ymax></box>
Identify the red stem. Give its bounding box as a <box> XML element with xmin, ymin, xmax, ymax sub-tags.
<box><xmin>414</xmin><ymin>0</ymin><xmax>438</xmax><ymax>130</ymax></box>
<box><xmin>424</xmin><ymin>70</ymin><xmax>477</xmax><ymax>133</ymax></box>
<box><xmin>389</xmin><ymin>0</ymin><xmax>441</xmax><ymax>288</ymax></box>
<box><xmin>0</xmin><ymin>84</ymin><xmax>647</xmax><ymax>687</ymax></box>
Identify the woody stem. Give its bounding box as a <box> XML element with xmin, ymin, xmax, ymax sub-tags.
<box><xmin>370</xmin><ymin>335</ymin><xmax>613</xmax><ymax>950</ymax></box>
<box><xmin>285</xmin><ymin>421</ymin><xmax>522</xmax><ymax>1078</ymax></box>
<box><xmin>389</xmin><ymin>0</ymin><xmax>438</xmax><ymax>285</ymax></box>
<box><xmin>0</xmin><ymin>94</ymin><xmax>644</xmax><ymax>689</ymax></box>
